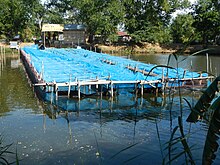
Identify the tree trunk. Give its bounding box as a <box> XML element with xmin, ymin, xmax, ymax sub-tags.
<box><xmin>88</xmin><ymin>34</ymin><xmax>94</xmax><ymax>44</ymax></box>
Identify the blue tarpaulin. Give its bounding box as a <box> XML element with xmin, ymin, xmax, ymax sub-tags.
<box><xmin>22</xmin><ymin>45</ymin><xmax>208</xmax><ymax>84</ymax></box>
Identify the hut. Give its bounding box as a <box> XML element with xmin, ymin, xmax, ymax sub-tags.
<box><xmin>41</xmin><ymin>24</ymin><xmax>64</xmax><ymax>47</ymax></box>
<box><xmin>63</xmin><ymin>24</ymin><xmax>86</xmax><ymax>47</ymax></box>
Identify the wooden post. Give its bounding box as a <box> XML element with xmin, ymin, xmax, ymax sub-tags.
<box><xmin>140</xmin><ymin>81</ymin><xmax>144</xmax><ymax>96</ymax></box>
<box><xmin>51</xmin><ymin>84</ymin><xmax>54</xmax><ymax>104</ymax></box>
<box><xmin>44</xmin><ymin>32</ymin><xmax>46</xmax><ymax>48</ymax></box>
<box><xmin>206</xmin><ymin>53</ymin><xmax>209</xmax><ymax>73</ymax></box>
<box><xmin>110</xmin><ymin>81</ymin><xmax>114</xmax><ymax>98</ymax></box>
<box><xmin>41</xmin><ymin>61</ymin><xmax>44</xmax><ymax>80</ymax></box>
<box><xmin>210</xmin><ymin>58</ymin><xmax>212</xmax><ymax>74</ymax></box>
<box><xmin>141</xmin><ymin>84</ymin><xmax>144</xmax><ymax>96</ymax></box>
<box><xmin>110</xmin><ymin>97</ymin><xmax>113</xmax><ymax>112</ymax></box>
<box><xmin>96</xmin><ymin>76</ymin><xmax>98</xmax><ymax>91</ymax></box>
<box><xmin>100</xmin><ymin>84</ymin><xmax>103</xmax><ymax>98</ymax></box>
<box><xmin>199</xmin><ymin>73</ymin><xmax>202</xmax><ymax>85</ymax></box>
<box><xmin>68</xmin><ymin>74</ymin><xmax>71</xmax><ymax>98</ymax></box>
<box><xmin>155</xmin><ymin>83</ymin><xmax>158</xmax><ymax>96</ymax></box>
<box><xmin>161</xmin><ymin>68</ymin><xmax>165</xmax><ymax>95</ymax></box>
<box><xmin>135</xmin><ymin>83</ymin><xmax>138</xmax><ymax>96</ymax></box>
<box><xmin>78</xmin><ymin>81</ymin><xmax>81</xmax><ymax>99</ymax></box>
<box><xmin>55</xmin><ymin>84</ymin><xmax>58</xmax><ymax>100</ymax></box>
<box><xmin>75</xmin><ymin>77</ymin><xmax>77</xmax><ymax>90</ymax></box>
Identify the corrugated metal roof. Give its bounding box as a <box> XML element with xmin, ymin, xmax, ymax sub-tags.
<box><xmin>64</xmin><ymin>24</ymin><xmax>86</xmax><ymax>31</ymax></box>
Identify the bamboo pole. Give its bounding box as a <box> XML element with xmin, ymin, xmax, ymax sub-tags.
<box><xmin>96</xmin><ymin>76</ymin><xmax>98</xmax><ymax>92</ymax></box>
<box><xmin>141</xmin><ymin>84</ymin><xmax>144</xmax><ymax>96</ymax></box>
<box><xmin>110</xmin><ymin>81</ymin><xmax>114</xmax><ymax>98</ymax></box>
<box><xmin>78</xmin><ymin>81</ymin><xmax>81</xmax><ymax>99</ymax></box>
<box><xmin>44</xmin><ymin>32</ymin><xmax>46</xmax><ymax>48</ymax></box>
<box><xmin>206</xmin><ymin>53</ymin><xmax>209</xmax><ymax>73</ymax></box>
<box><xmin>68</xmin><ymin>74</ymin><xmax>71</xmax><ymax>98</ymax></box>
<box><xmin>55</xmin><ymin>86</ymin><xmax>58</xmax><ymax>100</ymax></box>
<box><xmin>51</xmin><ymin>84</ymin><xmax>54</xmax><ymax>104</ymax></box>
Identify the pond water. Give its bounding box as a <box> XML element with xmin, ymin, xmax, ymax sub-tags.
<box><xmin>0</xmin><ymin>51</ymin><xmax>220</xmax><ymax>165</ymax></box>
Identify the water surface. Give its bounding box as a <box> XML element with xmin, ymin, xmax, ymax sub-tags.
<box><xmin>0</xmin><ymin>52</ymin><xmax>220</xmax><ymax>164</ymax></box>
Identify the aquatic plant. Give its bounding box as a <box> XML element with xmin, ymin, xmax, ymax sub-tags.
<box><xmin>163</xmin><ymin>116</ymin><xmax>195</xmax><ymax>165</ymax></box>
<box><xmin>186</xmin><ymin>76</ymin><xmax>220</xmax><ymax>122</ymax></box>
<box><xmin>186</xmin><ymin>76</ymin><xmax>220</xmax><ymax>164</ymax></box>
<box><xmin>162</xmin><ymin>56</ymin><xmax>220</xmax><ymax>164</ymax></box>
<box><xmin>0</xmin><ymin>134</ymin><xmax>19</xmax><ymax>165</ymax></box>
<box><xmin>160</xmin><ymin>49</ymin><xmax>218</xmax><ymax>164</ymax></box>
<box><xmin>161</xmin><ymin>53</ymin><xmax>196</xmax><ymax>165</ymax></box>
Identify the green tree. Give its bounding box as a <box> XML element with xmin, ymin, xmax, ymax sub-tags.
<box><xmin>46</xmin><ymin>0</ymin><xmax>125</xmax><ymax>43</ymax></box>
<box><xmin>0</xmin><ymin>0</ymin><xmax>44</xmax><ymax>40</ymax></box>
<box><xmin>171</xmin><ymin>14</ymin><xmax>196</xmax><ymax>43</ymax></box>
<box><xmin>74</xmin><ymin>0</ymin><xmax>124</xmax><ymax>43</ymax></box>
<box><xmin>193</xmin><ymin>0</ymin><xmax>220</xmax><ymax>45</ymax></box>
<box><xmin>45</xmin><ymin>0</ymin><xmax>70</xmax><ymax>24</ymax></box>
<box><xmin>123</xmin><ymin>0</ymin><xmax>190</xmax><ymax>44</ymax></box>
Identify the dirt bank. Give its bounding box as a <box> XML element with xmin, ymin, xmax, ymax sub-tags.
<box><xmin>97</xmin><ymin>43</ymin><xmax>220</xmax><ymax>55</ymax></box>
<box><xmin>1</xmin><ymin>41</ymin><xmax>219</xmax><ymax>55</ymax></box>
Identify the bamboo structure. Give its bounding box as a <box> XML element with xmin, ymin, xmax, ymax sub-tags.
<box><xmin>20</xmin><ymin>48</ymin><xmax>213</xmax><ymax>100</ymax></box>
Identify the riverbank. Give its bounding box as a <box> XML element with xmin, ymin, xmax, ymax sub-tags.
<box><xmin>1</xmin><ymin>42</ymin><xmax>220</xmax><ymax>55</ymax></box>
<box><xmin>97</xmin><ymin>43</ymin><xmax>220</xmax><ymax>55</ymax></box>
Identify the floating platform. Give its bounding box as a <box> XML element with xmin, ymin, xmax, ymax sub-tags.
<box><xmin>20</xmin><ymin>45</ymin><xmax>211</xmax><ymax>100</ymax></box>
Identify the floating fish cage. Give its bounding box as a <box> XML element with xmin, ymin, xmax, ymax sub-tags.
<box><xmin>20</xmin><ymin>45</ymin><xmax>211</xmax><ymax>101</ymax></box>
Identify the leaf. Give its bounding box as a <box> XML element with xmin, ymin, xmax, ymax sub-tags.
<box><xmin>186</xmin><ymin>76</ymin><xmax>220</xmax><ymax>122</ymax></box>
<box><xmin>144</xmin><ymin>65</ymin><xmax>176</xmax><ymax>80</ymax></box>
<box><xmin>16</xmin><ymin>147</ymin><xmax>19</xmax><ymax>165</ymax></box>
<box><xmin>178</xmin><ymin>48</ymin><xmax>214</xmax><ymax>64</ymax></box>
<box><xmin>166</xmin><ymin>150</ymin><xmax>186</xmax><ymax>164</ymax></box>
<box><xmin>183</xmin><ymin>98</ymin><xmax>192</xmax><ymax>111</ymax></box>
<box><xmin>202</xmin><ymin>96</ymin><xmax>220</xmax><ymax>164</ymax></box>
<box><xmin>123</xmin><ymin>153</ymin><xmax>145</xmax><ymax>164</ymax></box>
<box><xmin>178</xmin><ymin>116</ymin><xmax>195</xmax><ymax>164</ymax></box>
<box><xmin>110</xmin><ymin>142</ymin><xmax>139</xmax><ymax>159</ymax></box>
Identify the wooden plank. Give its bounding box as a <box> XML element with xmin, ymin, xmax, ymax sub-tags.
<box><xmin>125</xmin><ymin>65</ymin><xmax>158</xmax><ymax>77</ymax></box>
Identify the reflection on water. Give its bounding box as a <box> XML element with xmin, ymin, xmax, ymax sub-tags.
<box><xmin>0</xmin><ymin>52</ymin><xmax>220</xmax><ymax>164</ymax></box>
<box><xmin>129</xmin><ymin>54</ymin><xmax>220</xmax><ymax>77</ymax></box>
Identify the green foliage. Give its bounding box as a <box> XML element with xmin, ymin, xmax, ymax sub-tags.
<box><xmin>202</xmin><ymin>96</ymin><xmax>220</xmax><ymax>164</ymax></box>
<box><xmin>123</xmin><ymin>0</ymin><xmax>190</xmax><ymax>44</ymax></box>
<box><xmin>193</xmin><ymin>0</ymin><xmax>220</xmax><ymax>44</ymax></box>
<box><xmin>186</xmin><ymin>76</ymin><xmax>220</xmax><ymax>122</ymax></box>
<box><xmin>171</xmin><ymin>14</ymin><xmax>196</xmax><ymax>43</ymax></box>
<box><xmin>107</xmin><ymin>34</ymin><xmax>118</xmax><ymax>45</ymax></box>
<box><xmin>0</xmin><ymin>0</ymin><xmax>44</xmax><ymax>40</ymax></box>
<box><xmin>0</xmin><ymin>0</ymin><xmax>219</xmax><ymax>45</ymax></box>
<box><xmin>163</xmin><ymin>117</ymin><xmax>195</xmax><ymax>165</ymax></box>
<box><xmin>74</xmin><ymin>0</ymin><xmax>125</xmax><ymax>43</ymax></box>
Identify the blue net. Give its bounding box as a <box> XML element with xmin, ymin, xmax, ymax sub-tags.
<box><xmin>22</xmin><ymin>45</ymin><xmax>207</xmax><ymax>85</ymax></box>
